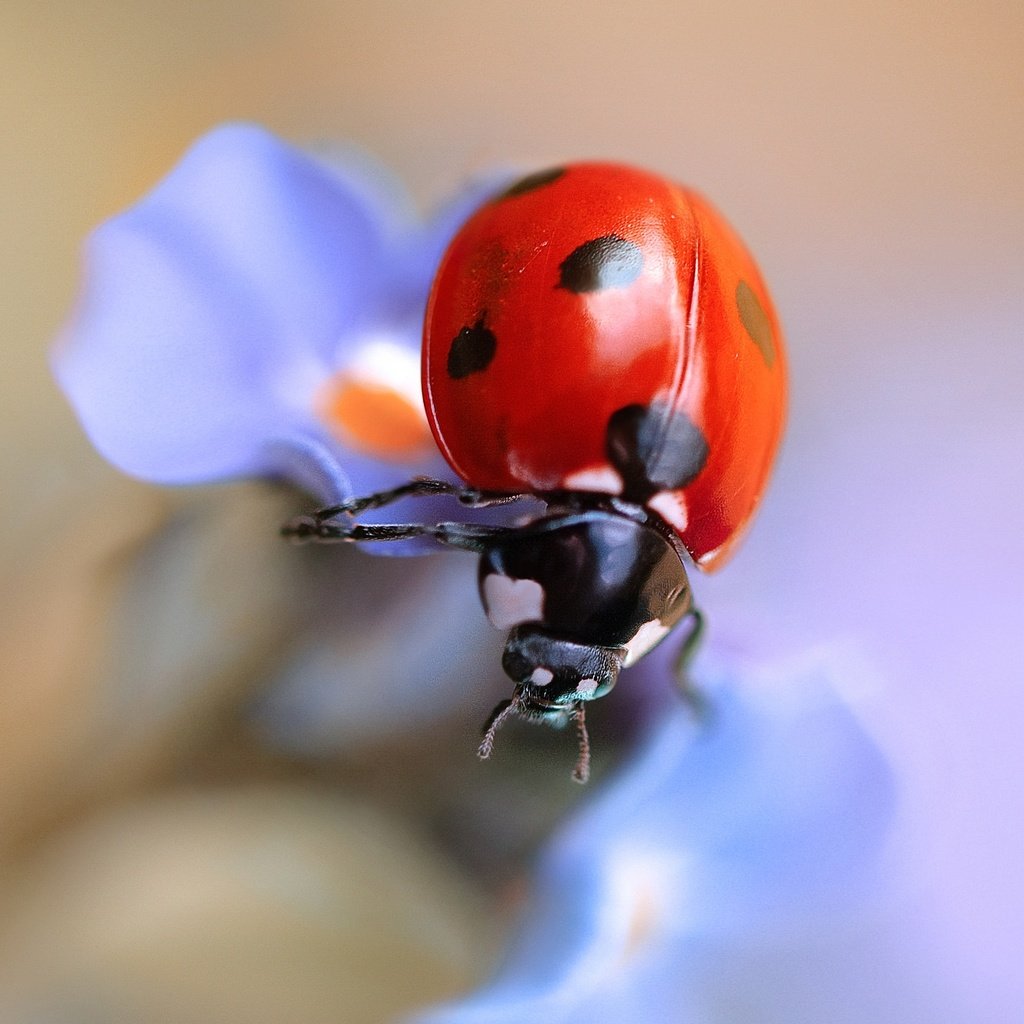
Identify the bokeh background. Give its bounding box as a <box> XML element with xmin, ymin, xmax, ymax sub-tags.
<box><xmin>2</xmin><ymin>2</ymin><xmax>1022</xmax><ymax>1021</ymax></box>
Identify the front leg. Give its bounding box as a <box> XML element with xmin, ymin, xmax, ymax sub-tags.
<box><xmin>281</xmin><ymin>516</ymin><xmax>519</xmax><ymax>554</ymax></box>
<box><xmin>672</xmin><ymin>608</ymin><xmax>706</xmax><ymax>713</ymax></box>
<box><xmin>311</xmin><ymin>477</ymin><xmax>525</xmax><ymax>523</ymax></box>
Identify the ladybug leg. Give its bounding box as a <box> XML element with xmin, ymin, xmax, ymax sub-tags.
<box><xmin>455</xmin><ymin>488</ymin><xmax>527</xmax><ymax>509</ymax></box>
<box><xmin>430</xmin><ymin>521</ymin><xmax>522</xmax><ymax>551</ymax></box>
<box><xmin>308</xmin><ymin>478</ymin><xmax>527</xmax><ymax>524</ymax></box>
<box><xmin>671</xmin><ymin>608</ymin><xmax>707</xmax><ymax>713</ymax></box>
<box><xmin>281</xmin><ymin>517</ymin><xmax>517</xmax><ymax>554</ymax></box>
<box><xmin>311</xmin><ymin>477</ymin><xmax>462</xmax><ymax>522</ymax></box>
<box><xmin>282</xmin><ymin>520</ymin><xmax>432</xmax><ymax>543</ymax></box>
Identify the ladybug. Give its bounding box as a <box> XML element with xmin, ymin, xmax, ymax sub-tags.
<box><xmin>285</xmin><ymin>163</ymin><xmax>786</xmax><ymax>782</ymax></box>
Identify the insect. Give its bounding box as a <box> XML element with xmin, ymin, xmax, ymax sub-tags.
<box><xmin>285</xmin><ymin>163</ymin><xmax>786</xmax><ymax>782</ymax></box>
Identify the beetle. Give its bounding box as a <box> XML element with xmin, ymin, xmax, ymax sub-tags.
<box><xmin>285</xmin><ymin>162</ymin><xmax>786</xmax><ymax>781</ymax></box>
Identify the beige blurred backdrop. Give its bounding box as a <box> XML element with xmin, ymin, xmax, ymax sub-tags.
<box><xmin>1</xmin><ymin>3</ymin><xmax>1022</xmax><ymax>1022</ymax></box>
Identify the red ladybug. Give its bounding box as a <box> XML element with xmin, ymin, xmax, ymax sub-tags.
<box><xmin>286</xmin><ymin>163</ymin><xmax>786</xmax><ymax>781</ymax></box>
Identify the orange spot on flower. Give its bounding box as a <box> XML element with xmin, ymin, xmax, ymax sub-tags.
<box><xmin>319</xmin><ymin>376</ymin><xmax>433</xmax><ymax>460</ymax></box>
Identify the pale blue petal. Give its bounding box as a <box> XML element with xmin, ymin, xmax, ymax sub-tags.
<box><xmin>412</xmin><ymin>650</ymin><xmax>897</xmax><ymax>1023</ymax></box>
<box><xmin>53</xmin><ymin>123</ymin><xmax>399</xmax><ymax>487</ymax></box>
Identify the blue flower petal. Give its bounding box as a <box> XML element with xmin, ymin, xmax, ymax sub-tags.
<box><xmin>412</xmin><ymin>650</ymin><xmax>897</xmax><ymax>1023</ymax></box>
<box><xmin>53</xmin><ymin>124</ymin><xmax>412</xmax><ymax>488</ymax></box>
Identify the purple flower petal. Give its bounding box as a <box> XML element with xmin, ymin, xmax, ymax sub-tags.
<box><xmin>411</xmin><ymin>649</ymin><xmax>901</xmax><ymax>1023</ymax></box>
<box><xmin>53</xmin><ymin>124</ymin><xmax>510</xmax><ymax>520</ymax></box>
<box><xmin>53</xmin><ymin>124</ymin><xmax>398</xmax><ymax>486</ymax></box>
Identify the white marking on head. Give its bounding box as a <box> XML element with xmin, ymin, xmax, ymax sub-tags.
<box><xmin>622</xmin><ymin>619</ymin><xmax>672</xmax><ymax>667</ymax></box>
<box><xmin>562</xmin><ymin>465</ymin><xmax>624</xmax><ymax>494</ymax></box>
<box><xmin>647</xmin><ymin>490</ymin><xmax>688</xmax><ymax>533</ymax></box>
<box><xmin>576</xmin><ymin>678</ymin><xmax>599</xmax><ymax>698</ymax></box>
<box><xmin>482</xmin><ymin>574</ymin><xmax>546</xmax><ymax>630</ymax></box>
<box><xmin>530</xmin><ymin>666</ymin><xmax>554</xmax><ymax>687</ymax></box>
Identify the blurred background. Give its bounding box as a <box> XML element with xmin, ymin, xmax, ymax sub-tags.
<box><xmin>2</xmin><ymin>2</ymin><xmax>1022</xmax><ymax>1021</ymax></box>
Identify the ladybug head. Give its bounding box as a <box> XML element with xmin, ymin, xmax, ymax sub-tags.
<box><xmin>501</xmin><ymin>625</ymin><xmax>623</xmax><ymax>709</ymax></box>
<box><xmin>477</xmin><ymin>626</ymin><xmax>625</xmax><ymax>783</ymax></box>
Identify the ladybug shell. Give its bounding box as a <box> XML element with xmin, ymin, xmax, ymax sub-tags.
<box><xmin>423</xmin><ymin>163</ymin><xmax>786</xmax><ymax>571</ymax></box>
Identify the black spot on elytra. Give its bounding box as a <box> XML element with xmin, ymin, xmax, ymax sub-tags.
<box><xmin>496</xmin><ymin>167</ymin><xmax>566</xmax><ymax>201</ymax></box>
<box><xmin>448</xmin><ymin>318</ymin><xmax>497</xmax><ymax>379</ymax></box>
<box><xmin>606</xmin><ymin>403</ymin><xmax>709</xmax><ymax>502</ymax></box>
<box><xmin>736</xmin><ymin>280</ymin><xmax>775</xmax><ymax>367</ymax></box>
<box><xmin>557</xmin><ymin>235</ymin><xmax>644</xmax><ymax>293</ymax></box>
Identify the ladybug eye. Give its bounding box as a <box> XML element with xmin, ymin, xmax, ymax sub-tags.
<box><xmin>501</xmin><ymin>644</ymin><xmax>532</xmax><ymax>683</ymax></box>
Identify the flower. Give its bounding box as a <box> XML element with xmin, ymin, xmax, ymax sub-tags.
<box><xmin>48</xmin><ymin>124</ymin><xmax>541</xmax><ymax>745</ymax></box>
<box><xmin>411</xmin><ymin>648</ymin><xmax>904</xmax><ymax>1024</ymax></box>
<box><xmin>49</xmin><ymin>123</ymin><xmax>987</xmax><ymax>1023</ymax></box>
<box><xmin>52</xmin><ymin>123</ymin><xmax>505</xmax><ymax>543</ymax></box>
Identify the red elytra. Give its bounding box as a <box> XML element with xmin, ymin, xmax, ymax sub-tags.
<box><xmin>422</xmin><ymin>162</ymin><xmax>786</xmax><ymax>571</ymax></box>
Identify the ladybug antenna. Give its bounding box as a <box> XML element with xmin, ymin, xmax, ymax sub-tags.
<box><xmin>571</xmin><ymin>703</ymin><xmax>591</xmax><ymax>784</ymax></box>
<box><xmin>478</xmin><ymin>697</ymin><xmax>521</xmax><ymax>761</ymax></box>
